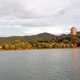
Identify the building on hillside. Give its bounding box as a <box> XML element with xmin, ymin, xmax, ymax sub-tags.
<box><xmin>70</xmin><ymin>27</ymin><xmax>77</xmax><ymax>48</ymax></box>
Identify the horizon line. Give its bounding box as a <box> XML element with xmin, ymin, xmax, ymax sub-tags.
<box><xmin>0</xmin><ymin>31</ymin><xmax>79</xmax><ymax>37</ymax></box>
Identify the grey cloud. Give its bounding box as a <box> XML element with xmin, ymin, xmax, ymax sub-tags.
<box><xmin>0</xmin><ymin>0</ymin><xmax>33</xmax><ymax>18</ymax></box>
<box><xmin>0</xmin><ymin>0</ymin><xmax>79</xmax><ymax>26</ymax></box>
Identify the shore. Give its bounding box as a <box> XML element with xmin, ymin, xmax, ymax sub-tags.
<box><xmin>0</xmin><ymin>47</ymin><xmax>79</xmax><ymax>51</ymax></box>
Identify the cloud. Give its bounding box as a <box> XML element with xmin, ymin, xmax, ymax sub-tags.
<box><xmin>0</xmin><ymin>0</ymin><xmax>80</xmax><ymax>36</ymax></box>
<box><xmin>0</xmin><ymin>0</ymin><xmax>72</xmax><ymax>25</ymax></box>
<box><xmin>0</xmin><ymin>25</ymin><xmax>68</xmax><ymax>36</ymax></box>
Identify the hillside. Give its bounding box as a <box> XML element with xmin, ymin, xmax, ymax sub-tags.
<box><xmin>0</xmin><ymin>32</ymin><xmax>80</xmax><ymax>49</ymax></box>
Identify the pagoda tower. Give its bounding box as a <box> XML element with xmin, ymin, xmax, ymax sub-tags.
<box><xmin>70</xmin><ymin>27</ymin><xmax>77</xmax><ymax>48</ymax></box>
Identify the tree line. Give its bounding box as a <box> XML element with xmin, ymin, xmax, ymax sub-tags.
<box><xmin>0</xmin><ymin>32</ymin><xmax>80</xmax><ymax>50</ymax></box>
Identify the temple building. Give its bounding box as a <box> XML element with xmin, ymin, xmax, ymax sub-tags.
<box><xmin>70</xmin><ymin>27</ymin><xmax>77</xmax><ymax>48</ymax></box>
<box><xmin>71</xmin><ymin>27</ymin><xmax>77</xmax><ymax>36</ymax></box>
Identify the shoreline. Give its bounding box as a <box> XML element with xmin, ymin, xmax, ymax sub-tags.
<box><xmin>0</xmin><ymin>48</ymin><xmax>79</xmax><ymax>51</ymax></box>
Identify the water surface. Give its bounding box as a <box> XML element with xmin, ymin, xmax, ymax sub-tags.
<box><xmin>0</xmin><ymin>49</ymin><xmax>80</xmax><ymax>80</ymax></box>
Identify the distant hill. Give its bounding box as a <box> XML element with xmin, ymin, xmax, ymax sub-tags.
<box><xmin>0</xmin><ymin>31</ymin><xmax>80</xmax><ymax>49</ymax></box>
<box><xmin>0</xmin><ymin>31</ymin><xmax>80</xmax><ymax>42</ymax></box>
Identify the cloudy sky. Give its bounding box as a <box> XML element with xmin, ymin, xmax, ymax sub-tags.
<box><xmin>0</xmin><ymin>0</ymin><xmax>80</xmax><ymax>36</ymax></box>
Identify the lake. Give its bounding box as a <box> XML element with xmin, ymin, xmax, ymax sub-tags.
<box><xmin>0</xmin><ymin>49</ymin><xmax>80</xmax><ymax>80</ymax></box>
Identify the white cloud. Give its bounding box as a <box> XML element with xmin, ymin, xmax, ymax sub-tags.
<box><xmin>0</xmin><ymin>0</ymin><xmax>80</xmax><ymax>36</ymax></box>
<box><xmin>0</xmin><ymin>25</ymin><xmax>75</xmax><ymax>36</ymax></box>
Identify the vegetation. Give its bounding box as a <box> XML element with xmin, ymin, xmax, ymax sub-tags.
<box><xmin>0</xmin><ymin>32</ymin><xmax>80</xmax><ymax>50</ymax></box>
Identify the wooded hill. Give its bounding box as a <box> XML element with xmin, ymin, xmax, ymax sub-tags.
<box><xmin>0</xmin><ymin>32</ymin><xmax>80</xmax><ymax>50</ymax></box>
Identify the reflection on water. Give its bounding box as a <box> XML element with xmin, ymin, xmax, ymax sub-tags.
<box><xmin>0</xmin><ymin>49</ymin><xmax>79</xmax><ymax>80</ymax></box>
<box><xmin>72</xmin><ymin>49</ymin><xmax>80</xmax><ymax>80</ymax></box>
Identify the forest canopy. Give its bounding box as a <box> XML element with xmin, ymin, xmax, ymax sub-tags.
<box><xmin>0</xmin><ymin>32</ymin><xmax>80</xmax><ymax>50</ymax></box>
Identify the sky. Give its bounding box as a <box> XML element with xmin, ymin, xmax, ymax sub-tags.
<box><xmin>0</xmin><ymin>0</ymin><xmax>80</xmax><ymax>36</ymax></box>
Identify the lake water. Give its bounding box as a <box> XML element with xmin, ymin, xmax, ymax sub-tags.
<box><xmin>0</xmin><ymin>49</ymin><xmax>80</xmax><ymax>80</ymax></box>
